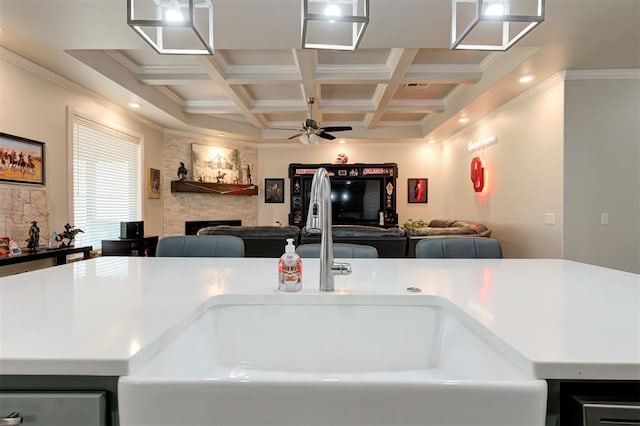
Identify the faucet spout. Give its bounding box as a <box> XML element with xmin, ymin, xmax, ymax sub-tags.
<box><xmin>305</xmin><ymin>167</ymin><xmax>350</xmax><ymax>292</ymax></box>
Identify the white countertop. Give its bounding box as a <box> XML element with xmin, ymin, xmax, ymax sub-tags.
<box><xmin>0</xmin><ymin>257</ymin><xmax>638</xmax><ymax>380</ymax></box>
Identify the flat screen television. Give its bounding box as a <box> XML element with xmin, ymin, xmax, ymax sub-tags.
<box><xmin>302</xmin><ymin>178</ymin><xmax>381</xmax><ymax>225</ymax></box>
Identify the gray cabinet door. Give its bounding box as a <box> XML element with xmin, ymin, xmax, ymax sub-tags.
<box><xmin>0</xmin><ymin>392</ymin><xmax>105</xmax><ymax>426</ymax></box>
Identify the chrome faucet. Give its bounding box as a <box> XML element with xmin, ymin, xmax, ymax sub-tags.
<box><xmin>305</xmin><ymin>167</ymin><xmax>351</xmax><ymax>292</ymax></box>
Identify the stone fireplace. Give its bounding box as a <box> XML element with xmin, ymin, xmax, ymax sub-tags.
<box><xmin>162</xmin><ymin>133</ymin><xmax>258</xmax><ymax>236</ymax></box>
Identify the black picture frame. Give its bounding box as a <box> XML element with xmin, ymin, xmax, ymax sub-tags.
<box><xmin>265</xmin><ymin>178</ymin><xmax>285</xmax><ymax>203</ymax></box>
<box><xmin>0</xmin><ymin>132</ymin><xmax>46</xmax><ymax>185</ymax></box>
<box><xmin>408</xmin><ymin>178</ymin><xmax>428</xmax><ymax>203</ymax></box>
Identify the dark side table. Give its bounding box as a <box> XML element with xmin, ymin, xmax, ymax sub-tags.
<box><xmin>0</xmin><ymin>246</ymin><xmax>93</xmax><ymax>267</ymax></box>
<box><xmin>101</xmin><ymin>236</ymin><xmax>158</xmax><ymax>257</ymax></box>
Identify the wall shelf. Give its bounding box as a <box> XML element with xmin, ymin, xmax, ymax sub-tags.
<box><xmin>170</xmin><ymin>180</ymin><xmax>258</xmax><ymax>196</ymax></box>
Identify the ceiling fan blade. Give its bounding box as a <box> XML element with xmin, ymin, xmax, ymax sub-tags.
<box><xmin>317</xmin><ymin>132</ymin><xmax>336</xmax><ymax>140</ymax></box>
<box><xmin>320</xmin><ymin>126</ymin><xmax>352</xmax><ymax>132</ymax></box>
<box><xmin>287</xmin><ymin>133</ymin><xmax>303</xmax><ymax>140</ymax></box>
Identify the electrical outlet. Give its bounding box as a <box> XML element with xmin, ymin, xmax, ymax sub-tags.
<box><xmin>544</xmin><ymin>213</ymin><xmax>556</xmax><ymax>225</ymax></box>
<box><xmin>601</xmin><ymin>213</ymin><xmax>609</xmax><ymax>225</ymax></box>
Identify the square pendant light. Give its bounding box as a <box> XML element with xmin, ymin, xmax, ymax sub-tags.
<box><xmin>302</xmin><ymin>0</ymin><xmax>369</xmax><ymax>51</ymax></box>
<box><xmin>127</xmin><ymin>0</ymin><xmax>214</xmax><ymax>55</ymax></box>
<box><xmin>451</xmin><ymin>0</ymin><xmax>545</xmax><ymax>51</ymax></box>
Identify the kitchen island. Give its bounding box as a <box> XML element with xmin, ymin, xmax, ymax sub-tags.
<box><xmin>1</xmin><ymin>257</ymin><xmax>638</xmax><ymax>425</ymax></box>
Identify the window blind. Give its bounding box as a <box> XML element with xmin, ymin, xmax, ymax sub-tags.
<box><xmin>72</xmin><ymin>117</ymin><xmax>141</xmax><ymax>250</ymax></box>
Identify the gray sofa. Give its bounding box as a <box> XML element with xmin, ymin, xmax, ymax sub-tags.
<box><xmin>404</xmin><ymin>219</ymin><xmax>492</xmax><ymax>257</ymax></box>
<box><xmin>197</xmin><ymin>225</ymin><xmax>300</xmax><ymax>258</ymax></box>
<box><xmin>300</xmin><ymin>225</ymin><xmax>407</xmax><ymax>258</ymax></box>
<box><xmin>195</xmin><ymin>220</ymin><xmax>492</xmax><ymax>258</ymax></box>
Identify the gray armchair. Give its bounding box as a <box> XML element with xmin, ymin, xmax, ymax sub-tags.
<box><xmin>296</xmin><ymin>243</ymin><xmax>378</xmax><ymax>258</ymax></box>
<box><xmin>156</xmin><ymin>235</ymin><xmax>245</xmax><ymax>257</ymax></box>
<box><xmin>415</xmin><ymin>237</ymin><xmax>503</xmax><ymax>258</ymax></box>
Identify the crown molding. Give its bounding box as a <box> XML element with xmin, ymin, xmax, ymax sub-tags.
<box><xmin>0</xmin><ymin>47</ymin><xmax>164</xmax><ymax>132</ymax></box>
<box><xmin>563</xmin><ymin>69</ymin><xmax>640</xmax><ymax>80</ymax></box>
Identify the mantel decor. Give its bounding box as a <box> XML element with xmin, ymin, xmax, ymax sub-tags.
<box><xmin>191</xmin><ymin>144</ymin><xmax>242</xmax><ymax>184</ymax></box>
<box><xmin>171</xmin><ymin>180</ymin><xmax>258</xmax><ymax>196</ymax></box>
<box><xmin>0</xmin><ymin>132</ymin><xmax>45</xmax><ymax>185</ymax></box>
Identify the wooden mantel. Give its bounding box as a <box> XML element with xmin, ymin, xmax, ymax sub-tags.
<box><xmin>171</xmin><ymin>180</ymin><xmax>258</xmax><ymax>196</ymax></box>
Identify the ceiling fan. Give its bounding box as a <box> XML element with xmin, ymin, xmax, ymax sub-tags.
<box><xmin>280</xmin><ymin>97</ymin><xmax>352</xmax><ymax>144</ymax></box>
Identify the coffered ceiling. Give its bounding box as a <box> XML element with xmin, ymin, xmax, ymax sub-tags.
<box><xmin>1</xmin><ymin>0</ymin><xmax>638</xmax><ymax>144</ymax></box>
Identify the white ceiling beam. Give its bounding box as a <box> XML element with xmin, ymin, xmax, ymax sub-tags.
<box><xmin>403</xmin><ymin>64</ymin><xmax>483</xmax><ymax>84</ymax></box>
<box><xmin>386</xmin><ymin>99</ymin><xmax>446</xmax><ymax>113</ymax></box>
<box><xmin>133</xmin><ymin>65</ymin><xmax>212</xmax><ymax>85</ymax></box>
<box><xmin>225</xmin><ymin>64</ymin><xmax>301</xmax><ymax>84</ymax></box>
<box><xmin>364</xmin><ymin>48</ymin><xmax>419</xmax><ymax>129</ymax></box>
<box><xmin>315</xmin><ymin>63</ymin><xmax>389</xmax><ymax>83</ymax></box>
<box><xmin>183</xmin><ymin>100</ymin><xmax>238</xmax><ymax>114</ymax></box>
<box><xmin>292</xmin><ymin>49</ymin><xmax>322</xmax><ymax>123</ymax></box>
<box><xmin>196</xmin><ymin>56</ymin><xmax>266</xmax><ymax>129</ymax></box>
<box><xmin>317</xmin><ymin>99</ymin><xmax>376</xmax><ymax>112</ymax></box>
<box><xmin>251</xmin><ymin>99</ymin><xmax>308</xmax><ymax>113</ymax></box>
<box><xmin>292</xmin><ymin>49</ymin><xmax>318</xmax><ymax>100</ymax></box>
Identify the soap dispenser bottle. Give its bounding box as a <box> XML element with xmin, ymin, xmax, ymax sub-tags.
<box><xmin>278</xmin><ymin>238</ymin><xmax>302</xmax><ymax>292</ymax></box>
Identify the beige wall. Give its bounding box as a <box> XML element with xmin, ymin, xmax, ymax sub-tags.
<box><xmin>0</xmin><ymin>51</ymin><xmax>164</xmax><ymax>245</ymax></box>
<box><xmin>563</xmin><ymin>77</ymin><xmax>640</xmax><ymax>273</ymax></box>
<box><xmin>439</xmin><ymin>77</ymin><xmax>565</xmax><ymax>259</ymax></box>
<box><xmin>257</xmin><ymin>143</ymin><xmax>446</xmax><ymax>227</ymax></box>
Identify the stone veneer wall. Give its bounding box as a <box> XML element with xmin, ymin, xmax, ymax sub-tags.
<box><xmin>163</xmin><ymin>134</ymin><xmax>258</xmax><ymax>236</ymax></box>
<box><xmin>0</xmin><ymin>186</ymin><xmax>50</xmax><ymax>247</ymax></box>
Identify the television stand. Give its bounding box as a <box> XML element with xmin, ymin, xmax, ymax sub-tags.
<box><xmin>287</xmin><ymin>163</ymin><xmax>398</xmax><ymax>228</ymax></box>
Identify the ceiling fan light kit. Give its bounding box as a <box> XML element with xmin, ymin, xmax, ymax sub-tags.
<box><xmin>127</xmin><ymin>0</ymin><xmax>214</xmax><ymax>55</ymax></box>
<box><xmin>280</xmin><ymin>97</ymin><xmax>353</xmax><ymax>144</ymax></box>
<box><xmin>302</xmin><ymin>0</ymin><xmax>369</xmax><ymax>51</ymax></box>
<box><xmin>451</xmin><ymin>0</ymin><xmax>545</xmax><ymax>51</ymax></box>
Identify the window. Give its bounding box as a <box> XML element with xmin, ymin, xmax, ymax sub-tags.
<box><xmin>72</xmin><ymin>115</ymin><xmax>141</xmax><ymax>250</ymax></box>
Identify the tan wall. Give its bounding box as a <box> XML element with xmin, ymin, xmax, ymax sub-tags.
<box><xmin>439</xmin><ymin>77</ymin><xmax>565</xmax><ymax>259</ymax></box>
<box><xmin>0</xmin><ymin>52</ymin><xmax>164</xmax><ymax>246</ymax></box>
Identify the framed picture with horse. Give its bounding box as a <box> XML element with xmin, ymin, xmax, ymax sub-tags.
<box><xmin>0</xmin><ymin>133</ymin><xmax>45</xmax><ymax>185</ymax></box>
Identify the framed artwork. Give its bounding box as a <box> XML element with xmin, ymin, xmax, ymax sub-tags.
<box><xmin>0</xmin><ymin>132</ymin><xmax>45</xmax><ymax>185</ymax></box>
<box><xmin>191</xmin><ymin>144</ymin><xmax>241</xmax><ymax>183</ymax></box>
<box><xmin>265</xmin><ymin>178</ymin><xmax>285</xmax><ymax>203</ymax></box>
<box><xmin>147</xmin><ymin>168</ymin><xmax>160</xmax><ymax>199</ymax></box>
<box><xmin>408</xmin><ymin>178</ymin><xmax>428</xmax><ymax>203</ymax></box>
<box><xmin>0</xmin><ymin>237</ymin><xmax>9</xmax><ymax>255</ymax></box>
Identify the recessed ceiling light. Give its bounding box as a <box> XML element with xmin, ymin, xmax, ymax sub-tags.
<box><xmin>339</xmin><ymin>139</ymin><xmax>346</xmax><ymax>144</ymax></box>
<box><xmin>428</xmin><ymin>139</ymin><xmax>436</xmax><ymax>144</ymax></box>
<box><xmin>519</xmin><ymin>75</ymin><xmax>535</xmax><ymax>83</ymax></box>
<box><xmin>218</xmin><ymin>133</ymin><xmax>225</xmax><ymax>137</ymax></box>
<box><xmin>128</xmin><ymin>102</ymin><xmax>141</xmax><ymax>109</ymax></box>
<box><xmin>459</xmin><ymin>117</ymin><xmax>469</xmax><ymax>124</ymax></box>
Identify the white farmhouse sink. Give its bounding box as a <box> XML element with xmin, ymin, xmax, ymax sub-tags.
<box><xmin>119</xmin><ymin>296</ymin><xmax>547</xmax><ymax>426</ymax></box>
